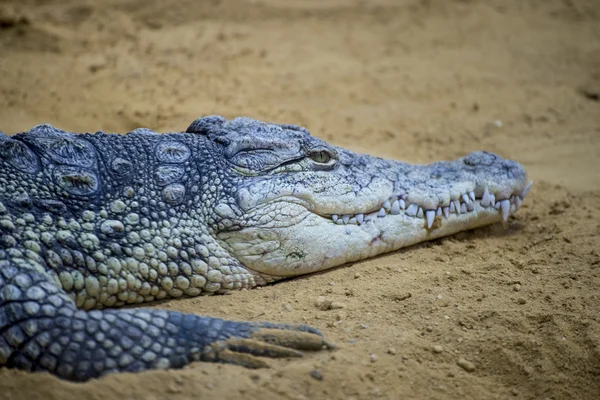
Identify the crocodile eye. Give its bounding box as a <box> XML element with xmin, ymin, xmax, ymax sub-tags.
<box><xmin>310</xmin><ymin>150</ymin><xmax>331</xmax><ymax>164</ymax></box>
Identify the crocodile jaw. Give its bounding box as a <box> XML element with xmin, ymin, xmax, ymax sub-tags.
<box><xmin>218</xmin><ymin>151</ymin><xmax>531</xmax><ymax>278</ymax></box>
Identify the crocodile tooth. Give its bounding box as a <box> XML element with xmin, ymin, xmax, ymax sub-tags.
<box><xmin>466</xmin><ymin>201</ymin><xmax>475</xmax><ymax>211</ymax></box>
<box><xmin>436</xmin><ymin>207</ymin><xmax>442</xmax><ymax>216</ymax></box>
<box><xmin>460</xmin><ymin>203</ymin><xmax>467</xmax><ymax>214</ymax></box>
<box><xmin>449</xmin><ymin>201</ymin><xmax>456</xmax><ymax>213</ymax></box>
<box><xmin>399</xmin><ymin>199</ymin><xmax>406</xmax><ymax>209</ymax></box>
<box><xmin>510</xmin><ymin>203</ymin><xmax>516</xmax><ymax>214</ymax></box>
<box><xmin>500</xmin><ymin>199</ymin><xmax>510</xmax><ymax>221</ymax></box>
<box><xmin>417</xmin><ymin>207</ymin><xmax>424</xmax><ymax>218</ymax></box>
<box><xmin>405</xmin><ymin>204</ymin><xmax>418</xmax><ymax>217</ymax></box>
<box><xmin>462</xmin><ymin>193</ymin><xmax>471</xmax><ymax>204</ymax></box>
<box><xmin>425</xmin><ymin>210</ymin><xmax>435</xmax><ymax>229</ymax></box>
<box><xmin>468</xmin><ymin>191</ymin><xmax>476</xmax><ymax>202</ymax></box>
<box><xmin>520</xmin><ymin>181</ymin><xmax>533</xmax><ymax>198</ymax></box>
<box><xmin>514</xmin><ymin>196</ymin><xmax>522</xmax><ymax>209</ymax></box>
<box><xmin>332</xmin><ymin>214</ymin><xmax>339</xmax><ymax>222</ymax></box>
<box><xmin>342</xmin><ymin>214</ymin><xmax>350</xmax><ymax>224</ymax></box>
<box><xmin>489</xmin><ymin>193</ymin><xmax>496</xmax><ymax>207</ymax></box>
<box><xmin>383</xmin><ymin>200</ymin><xmax>391</xmax><ymax>211</ymax></box>
<box><xmin>356</xmin><ymin>213</ymin><xmax>364</xmax><ymax>224</ymax></box>
<box><xmin>336</xmin><ymin>218</ymin><xmax>344</xmax><ymax>225</ymax></box>
<box><xmin>348</xmin><ymin>217</ymin><xmax>357</xmax><ymax>225</ymax></box>
<box><xmin>480</xmin><ymin>186</ymin><xmax>491</xmax><ymax>207</ymax></box>
<box><xmin>377</xmin><ymin>208</ymin><xmax>386</xmax><ymax>218</ymax></box>
<box><xmin>494</xmin><ymin>201</ymin><xmax>501</xmax><ymax>209</ymax></box>
<box><xmin>452</xmin><ymin>199</ymin><xmax>461</xmax><ymax>213</ymax></box>
<box><xmin>442</xmin><ymin>207</ymin><xmax>450</xmax><ymax>218</ymax></box>
<box><xmin>391</xmin><ymin>200</ymin><xmax>401</xmax><ymax>215</ymax></box>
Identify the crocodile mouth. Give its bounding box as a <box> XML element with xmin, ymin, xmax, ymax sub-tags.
<box><xmin>320</xmin><ymin>181</ymin><xmax>533</xmax><ymax>229</ymax></box>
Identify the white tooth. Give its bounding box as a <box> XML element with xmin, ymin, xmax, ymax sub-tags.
<box><xmin>449</xmin><ymin>201</ymin><xmax>455</xmax><ymax>213</ymax></box>
<box><xmin>480</xmin><ymin>186</ymin><xmax>491</xmax><ymax>207</ymax></box>
<box><xmin>336</xmin><ymin>218</ymin><xmax>344</xmax><ymax>225</ymax></box>
<box><xmin>377</xmin><ymin>208</ymin><xmax>386</xmax><ymax>218</ymax></box>
<box><xmin>383</xmin><ymin>200</ymin><xmax>391</xmax><ymax>211</ymax></box>
<box><xmin>356</xmin><ymin>213</ymin><xmax>364</xmax><ymax>224</ymax></box>
<box><xmin>489</xmin><ymin>194</ymin><xmax>496</xmax><ymax>207</ymax></box>
<box><xmin>426</xmin><ymin>210</ymin><xmax>435</xmax><ymax>229</ymax></box>
<box><xmin>460</xmin><ymin>203</ymin><xmax>467</xmax><ymax>214</ymax></box>
<box><xmin>342</xmin><ymin>214</ymin><xmax>350</xmax><ymax>224</ymax></box>
<box><xmin>406</xmin><ymin>204</ymin><xmax>418</xmax><ymax>216</ymax></box>
<box><xmin>468</xmin><ymin>191</ymin><xmax>476</xmax><ymax>202</ymax></box>
<box><xmin>417</xmin><ymin>207</ymin><xmax>424</xmax><ymax>218</ymax></box>
<box><xmin>399</xmin><ymin>199</ymin><xmax>406</xmax><ymax>209</ymax></box>
<box><xmin>510</xmin><ymin>204</ymin><xmax>516</xmax><ymax>214</ymax></box>
<box><xmin>466</xmin><ymin>201</ymin><xmax>475</xmax><ymax>211</ymax></box>
<box><xmin>348</xmin><ymin>217</ymin><xmax>357</xmax><ymax>225</ymax></box>
<box><xmin>500</xmin><ymin>199</ymin><xmax>510</xmax><ymax>221</ymax></box>
<box><xmin>515</xmin><ymin>196</ymin><xmax>522</xmax><ymax>209</ymax></box>
<box><xmin>391</xmin><ymin>200</ymin><xmax>401</xmax><ymax>215</ymax></box>
<box><xmin>442</xmin><ymin>207</ymin><xmax>450</xmax><ymax>218</ymax></box>
<box><xmin>453</xmin><ymin>199</ymin><xmax>461</xmax><ymax>213</ymax></box>
<box><xmin>436</xmin><ymin>207</ymin><xmax>442</xmax><ymax>216</ymax></box>
<box><xmin>332</xmin><ymin>214</ymin><xmax>339</xmax><ymax>222</ymax></box>
<box><xmin>494</xmin><ymin>201</ymin><xmax>501</xmax><ymax>209</ymax></box>
<box><xmin>462</xmin><ymin>194</ymin><xmax>471</xmax><ymax>204</ymax></box>
<box><xmin>520</xmin><ymin>181</ymin><xmax>533</xmax><ymax>198</ymax></box>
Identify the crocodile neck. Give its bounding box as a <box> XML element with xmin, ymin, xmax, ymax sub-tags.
<box><xmin>0</xmin><ymin>127</ymin><xmax>266</xmax><ymax>310</ymax></box>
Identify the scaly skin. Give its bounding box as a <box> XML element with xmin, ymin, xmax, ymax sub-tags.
<box><xmin>0</xmin><ymin>116</ymin><xmax>531</xmax><ymax>381</ymax></box>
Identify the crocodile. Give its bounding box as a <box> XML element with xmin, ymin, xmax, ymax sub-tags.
<box><xmin>0</xmin><ymin>116</ymin><xmax>532</xmax><ymax>381</ymax></box>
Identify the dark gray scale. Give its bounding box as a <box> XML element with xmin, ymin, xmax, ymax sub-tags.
<box><xmin>155</xmin><ymin>140</ymin><xmax>191</xmax><ymax>164</ymax></box>
<box><xmin>110</xmin><ymin>158</ymin><xmax>134</xmax><ymax>180</ymax></box>
<box><xmin>53</xmin><ymin>166</ymin><xmax>100</xmax><ymax>196</ymax></box>
<box><xmin>20</xmin><ymin>124</ymin><xmax>97</xmax><ymax>168</ymax></box>
<box><xmin>0</xmin><ymin>134</ymin><xmax>41</xmax><ymax>174</ymax></box>
<box><xmin>35</xmin><ymin>199</ymin><xmax>68</xmax><ymax>214</ymax></box>
<box><xmin>185</xmin><ymin>115</ymin><xmax>227</xmax><ymax>135</ymax></box>
<box><xmin>154</xmin><ymin>165</ymin><xmax>185</xmax><ymax>187</ymax></box>
<box><xmin>161</xmin><ymin>184</ymin><xmax>186</xmax><ymax>205</ymax></box>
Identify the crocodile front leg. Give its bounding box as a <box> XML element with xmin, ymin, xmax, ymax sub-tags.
<box><xmin>0</xmin><ymin>258</ymin><xmax>333</xmax><ymax>382</ymax></box>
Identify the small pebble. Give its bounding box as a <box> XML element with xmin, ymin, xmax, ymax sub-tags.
<box><xmin>432</xmin><ymin>345</ymin><xmax>444</xmax><ymax>354</ymax></box>
<box><xmin>310</xmin><ymin>369</ymin><xmax>324</xmax><ymax>381</ymax></box>
<box><xmin>314</xmin><ymin>296</ymin><xmax>332</xmax><ymax>311</ymax></box>
<box><xmin>354</xmin><ymin>272</ymin><xmax>361</xmax><ymax>279</ymax></box>
<box><xmin>517</xmin><ymin>297</ymin><xmax>527</xmax><ymax>305</ymax></box>
<box><xmin>513</xmin><ymin>284</ymin><xmax>521</xmax><ymax>292</ymax></box>
<box><xmin>369</xmin><ymin>353</ymin><xmax>377</xmax><ymax>362</ymax></box>
<box><xmin>457</xmin><ymin>358</ymin><xmax>476</xmax><ymax>372</ymax></box>
<box><xmin>282</xmin><ymin>303</ymin><xmax>293</xmax><ymax>312</ymax></box>
<box><xmin>387</xmin><ymin>347</ymin><xmax>397</xmax><ymax>355</ymax></box>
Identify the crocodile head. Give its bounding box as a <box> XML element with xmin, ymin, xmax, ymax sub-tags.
<box><xmin>190</xmin><ymin>116</ymin><xmax>531</xmax><ymax>280</ymax></box>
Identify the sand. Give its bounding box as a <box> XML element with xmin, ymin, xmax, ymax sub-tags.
<box><xmin>1</xmin><ymin>0</ymin><xmax>599</xmax><ymax>399</ymax></box>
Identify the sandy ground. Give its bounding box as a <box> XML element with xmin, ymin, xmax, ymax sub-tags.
<box><xmin>1</xmin><ymin>0</ymin><xmax>600</xmax><ymax>399</ymax></box>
